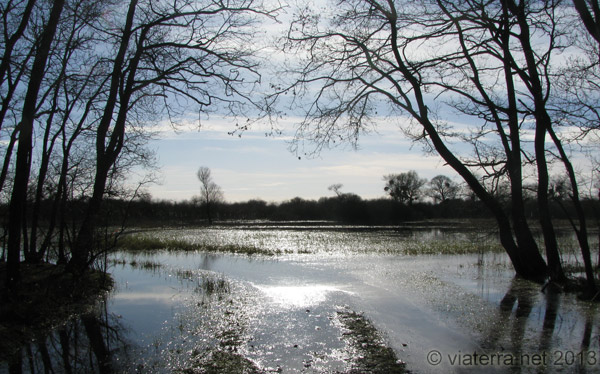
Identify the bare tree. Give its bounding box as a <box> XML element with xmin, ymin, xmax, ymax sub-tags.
<box><xmin>68</xmin><ymin>0</ymin><xmax>278</xmax><ymax>272</ymax></box>
<box><xmin>0</xmin><ymin>0</ymin><xmax>279</xmax><ymax>281</ymax></box>
<box><xmin>5</xmin><ymin>0</ymin><xmax>65</xmax><ymax>290</ymax></box>
<box><xmin>328</xmin><ymin>183</ymin><xmax>344</xmax><ymax>197</ymax></box>
<box><xmin>273</xmin><ymin>0</ymin><xmax>593</xmax><ymax>281</ymax></box>
<box><xmin>384</xmin><ymin>171</ymin><xmax>426</xmax><ymax>205</ymax></box>
<box><xmin>196</xmin><ymin>166</ymin><xmax>224</xmax><ymax>224</ymax></box>
<box><xmin>428</xmin><ymin>175</ymin><xmax>459</xmax><ymax>203</ymax></box>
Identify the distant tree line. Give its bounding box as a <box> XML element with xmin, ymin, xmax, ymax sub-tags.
<box><xmin>119</xmin><ymin>196</ymin><xmax>486</xmax><ymax>225</ymax></box>
<box><xmin>67</xmin><ymin>170</ymin><xmax>599</xmax><ymax>227</ymax></box>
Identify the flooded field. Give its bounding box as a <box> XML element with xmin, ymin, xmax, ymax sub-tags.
<box><xmin>2</xmin><ymin>223</ymin><xmax>599</xmax><ymax>373</ymax></box>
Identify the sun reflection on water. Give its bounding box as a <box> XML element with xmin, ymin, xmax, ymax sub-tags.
<box><xmin>255</xmin><ymin>285</ymin><xmax>350</xmax><ymax>308</ymax></box>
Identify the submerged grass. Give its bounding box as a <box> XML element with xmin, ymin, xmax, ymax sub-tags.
<box><xmin>178</xmin><ymin>350</ymin><xmax>263</xmax><ymax>374</ymax></box>
<box><xmin>116</xmin><ymin>228</ymin><xmax>505</xmax><ymax>257</ymax></box>
<box><xmin>401</xmin><ymin>240</ymin><xmax>504</xmax><ymax>255</ymax></box>
<box><xmin>200</xmin><ymin>274</ymin><xmax>230</xmax><ymax>296</ymax></box>
<box><xmin>115</xmin><ymin>234</ymin><xmax>250</xmax><ymax>255</ymax></box>
<box><xmin>116</xmin><ymin>234</ymin><xmax>274</xmax><ymax>255</ymax></box>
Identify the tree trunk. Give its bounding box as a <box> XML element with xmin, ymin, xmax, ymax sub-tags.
<box><xmin>27</xmin><ymin>107</ymin><xmax>59</xmax><ymax>263</ymax></box>
<box><xmin>546</xmin><ymin>126</ymin><xmax>598</xmax><ymax>294</ymax></box>
<box><xmin>534</xmin><ymin>114</ymin><xmax>565</xmax><ymax>282</ymax></box>
<box><xmin>5</xmin><ymin>0</ymin><xmax>65</xmax><ymax>290</ymax></box>
<box><xmin>387</xmin><ymin>8</ymin><xmax>548</xmax><ymax>281</ymax></box>
<box><xmin>506</xmin><ymin>1</ymin><xmax>566</xmax><ymax>283</ymax></box>
<box><xmin>423</xmin><ymin>116</ymin><xmax>547</xmax><ymax>280</ymax></box>
<box><xmin>69</xmin><ymin>163</ymin><xmax>110</xmax><ymax>272</ymax></box>
<box><xmin>68</xmin><ymin>0</ymin><xmax>139</xmax><ymax>273</ymax></box>
<box><xmin>572</xmin><ymin>0</ymin><xmax>600</xmax><ymax>45</ymax></box>
<box><xmin>0</xmin><ymin>127</ymin><xmax>19</xmax><ymax>193</ymax></box>
<box><xmin>496</xmin><ymin>5</ymin><xmax>546</xmax><ymax>276</ymax></box>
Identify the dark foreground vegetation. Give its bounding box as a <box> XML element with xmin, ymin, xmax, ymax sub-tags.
<box><xmin>0</xmin><ymin>263</ymin><xmax>112</xmax><ymax>363</ymax></box>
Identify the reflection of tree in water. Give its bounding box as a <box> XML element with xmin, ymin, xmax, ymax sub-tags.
<box><xmin>483</xmin><ymin>279</ymin><xmax>535</xmax><ymax>360</ymax></box>
<box><xmin>5</xmin><ymin>303</ymin><xmax>130</xmax><ymax>374</ymax></box>
<box><xmin>482</xmin><ymin>279</ymin><xmax>599</xmax><ymax>374</ymax></box>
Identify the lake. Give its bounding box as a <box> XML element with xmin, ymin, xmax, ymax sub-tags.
<box><xmin>2</xmin><ymin>223</ymin><xmax>599</xmax><ymax>373</ymax></box>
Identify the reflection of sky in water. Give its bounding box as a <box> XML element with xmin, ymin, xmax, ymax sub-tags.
<box><xmin>108</xmin><ymin>266</ymin><xmax>194</xmax><ymax>342</ymax></box>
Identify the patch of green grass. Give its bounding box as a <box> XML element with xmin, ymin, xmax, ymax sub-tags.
<box><xmin>116</xmin><ymin>228</ymin><xmax>508</xmax><ymax>257</ymax></box>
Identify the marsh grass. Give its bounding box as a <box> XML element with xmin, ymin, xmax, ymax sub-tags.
<box><xmin>107</xmin><ymin>257</ymin><xmax>162</xmax><ymax>271</ymax></box>
<box><xmin>173</xmin><ymin>281</ymin><xmax>258</xmax><ymax>374</ymax></box>
<box><xmin>190</xmin><ymin>273</ymin><xmax>230</xmax><ymax>297</ymax></box>
<box><xmin>116</xmin><ymin>235</ymin><xmax>272</xmax><ymax>255</ymax></box>
<box><xmin>401</xmin><ymin>240</ymin><xmax>504</xmax><ymax>255</ymax></box>
<box><xmin>200</xmin><ymin>274</ymin><xmax>230</xmax><ymax>295</ymax></box>
<box><xmin>116</xmin><ymin>229</ymin><xmax>506</xmax><ymax>257</ymax></box>
<box><xmin>179</xmin><ymin>350</ymin><xmax>263</xmax><ymax>374</ymax></box>
<box><xmin>130</xmin><ymin>260</ymin><xmax>163</xmax><ymax>271</ymax></box>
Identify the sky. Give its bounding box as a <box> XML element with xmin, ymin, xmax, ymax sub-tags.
<box><xmin>125</xmin><ymin>2</ymin><xmax>460</xmax><ymax>203</ymax></box>
<box><xmin>143</xmin><ymin>117</ymin><xmax>459</xmax><ymax>203</ymax></box>
<box><xmin>132</xmin><ymin>1</ymin><xmax>598</xmax><ymax>204</ymax></box>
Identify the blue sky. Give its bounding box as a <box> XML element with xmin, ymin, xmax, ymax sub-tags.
<box><xmin>144</xmin><ymin>117</ymin><xmax>459</xmax><ymax>202</ymax></box>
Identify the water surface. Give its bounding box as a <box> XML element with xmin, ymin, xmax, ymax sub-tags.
<box><xmin>3</xmin><ymin>225</ymin><xmax>599</xmax><ymax>373</ymax></box>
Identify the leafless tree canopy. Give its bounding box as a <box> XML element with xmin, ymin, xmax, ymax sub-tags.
<box><xmin>428</xmin><ymin>175</ymin><xmax>459</xmax><ymax>203</ymax></box>
<box><xmin>275</xmin><ymin>0</ymin><xmax>598</xmax><ymax>288</ymax></box>
<box><xmin>196</xmin><ymin>166</ymin><xmax>223</xmax><ymax>224</ymax></box>
<box><xmin>197</xmin><ymin>166</ymin><xmax>224</xmax><ymax>205</ymax></box>
<box><xmin>1</xmin><ymin>0</ymin><xmax>279</xmax><ymax>283</ymax></box>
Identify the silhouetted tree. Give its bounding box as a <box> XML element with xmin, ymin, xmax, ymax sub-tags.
<box><xmin>5</xmin><ymin>0</ymin><xmax>65</xmax><ymax>290</ymax></box>
<box><xmin>427</xmin><ymin>175</ymin><xmax>459</xmax><ymax>203</ymax></box>
<box><xmin>196</xmin><ymin>167</ymin><xmax>224</xmax><ymax>224</ymax></box>
<box><xmin>274</xmin><ymin>0</ymin><xmax>596</xmax><ymax>282</ymax></box>
<box><xmin>67</xmin><ymin>0</ymin><xmax>277</xmax><ymax>272</ymax></box>
<box><xmin>0</xmin><ymin>0</ymin><xmax>279</xmax><ymax>280</ymax></box>
<box><xmin>384</xmin><ymin>171</ymin><xmax>426</xmax><ymax>205</ymax></box>
<box><xmin>328</xmin><ymin>183</ymin><xmax>344</xmax><ymax>197</ymax></box>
